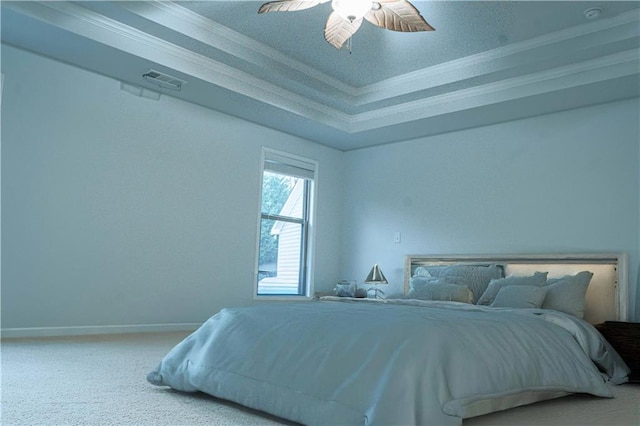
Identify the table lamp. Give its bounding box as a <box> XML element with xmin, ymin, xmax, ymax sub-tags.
<box><xmin>365</xmin><ymin>264</ymin><xmax>388</xmax><ymax>299</ymax></box>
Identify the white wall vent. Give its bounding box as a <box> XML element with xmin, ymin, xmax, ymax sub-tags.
<box><xmin>142</xmin><ymin>70</ymin><xmax>186</xmax><ymax>91</ymax></box>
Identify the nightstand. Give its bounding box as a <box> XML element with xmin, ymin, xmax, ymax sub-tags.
<box><xmin>596</xmin><ymin>321</ymin><xmax>640</xmax><ymax>383</ymax></box>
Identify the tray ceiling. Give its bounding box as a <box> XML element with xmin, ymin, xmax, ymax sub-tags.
<box><xmin>2</xmin><ymin>1</ymin><xmax>639</xmax><ymax>150</ymax></box>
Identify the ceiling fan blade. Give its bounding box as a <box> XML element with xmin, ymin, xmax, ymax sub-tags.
<box><xmin>365</xmin><ymin>0</ymin><xmax>435</xmax><ymax>32</ymax></box>
<box><xmin>324</xmin><ymin>11</ymin><xmax>363</xmax><ymax>49</ymax></box>
<box><xmin>258</xmin><ymin>0</ymin><xmax>329</xmax><ymax>14</ymax></box>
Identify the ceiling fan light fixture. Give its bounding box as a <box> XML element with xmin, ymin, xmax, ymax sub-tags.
<box><xmin>258</xmin><ymin>0</ymin><xmax>435</xmax><ymax>50</ymax></box>
<box><xmin>332</xmin><ymin>0</ymin><xmax>372</xmax><ymax>22</ymax></box>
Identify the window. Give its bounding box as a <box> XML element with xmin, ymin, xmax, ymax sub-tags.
<box><xmin>256</xmin><ymin>149</ymin><xmax>316</xmax><ymax>297</ymax></box>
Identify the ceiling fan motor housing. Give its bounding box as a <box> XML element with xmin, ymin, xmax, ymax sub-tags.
<box><xmin>332</xmin><ymin>0</ymin><xmax>373</xmax><ymax>22</ymax></box>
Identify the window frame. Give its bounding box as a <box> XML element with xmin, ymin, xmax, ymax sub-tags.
<box><xmin>254</xmin><ymin>148</ymin><xmax>317</xmax><ymax>300</ymax></box>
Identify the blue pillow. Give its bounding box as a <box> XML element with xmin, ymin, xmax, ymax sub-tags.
<box><xmin>476</xmin><ymin>272</ymin><xmax>548</xmax><ymax>305</ymax></box>
<box><xmin>405</xmin><ymin>283</ymin><xmax>473</xmax><ymax>303</ymax></box>
<box><xmin>542</xmin><ymin>271</ymin><xmax>593</xmax><ymax>318</ymax></box>
<box><xmin>491</xmin><ymin>285</ymin><xmax>548</xmax><ymax>309</ymax></box>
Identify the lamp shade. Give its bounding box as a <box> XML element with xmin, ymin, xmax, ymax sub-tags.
<box><xmin>364</xmin><ymin>264</ymin><xmax>388</xmax><ymax>284</ymax></box>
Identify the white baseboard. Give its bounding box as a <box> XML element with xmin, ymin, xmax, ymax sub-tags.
<box><xmin>1</xmin><ymin>323</ymin><xmax>201</xmax><ymax>338</ymax></box>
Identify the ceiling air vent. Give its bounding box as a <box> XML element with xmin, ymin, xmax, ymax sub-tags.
<box><xmin>142</xmin><ymin>70</ymin><xmax>186</xmax><ymax>91</ymax></box>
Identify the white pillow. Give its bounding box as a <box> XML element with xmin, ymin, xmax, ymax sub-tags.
<box><xmin>410</xmin><ymin>275</ymin><xmax>447</xmax><ymax>291</ymax></box>
<box><xmin>424</xmin><ymin>264</ymin><xmax>503</xmax><ymax>303</ymax></box>
<box><xmin>491</xmin><ymin>285</ymin><xmax>548</xmax><ymax>309</ymax></box>
<box><xmin>413</xmin><ymin>267</ymin><xmax>432</xmax><ymax>277</ymax></box>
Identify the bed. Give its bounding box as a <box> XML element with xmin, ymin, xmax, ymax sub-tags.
<box><xmin>147</xmin><ymin>253</ymin><xmax>631</xmax><ymax>425</ymax></box>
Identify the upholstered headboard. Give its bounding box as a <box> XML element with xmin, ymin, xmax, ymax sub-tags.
<box><xmin>404</xmin><ymin>253</ymin><xmax>628</xmax><ymax>324</ymax></box>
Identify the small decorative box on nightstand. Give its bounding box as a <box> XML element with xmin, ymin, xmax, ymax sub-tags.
<box><xmin>596</xmin><ymin>321</ymin><xmax>640</xmax><ymax>383</ymax></box>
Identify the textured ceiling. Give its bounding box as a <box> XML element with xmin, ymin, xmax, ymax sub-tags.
<box><xmin>2</xmin><ymin>1</ymin><xmax>639</xmax><ymax>150</ymax></box>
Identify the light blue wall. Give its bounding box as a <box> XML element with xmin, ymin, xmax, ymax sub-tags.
<box><xmin>1</xmin><ymin>45</ymin><xmax>344</xmax><ymax>330</ymax></box>
<box><xmin>341</xmin><ymin>98</ymin><xmax>640</xmax><ymax>320</ymax></box>
<box><xmin>3</xmin><ymin>44</ymin><xmax>639</xmax><ymax>332</ymax></box>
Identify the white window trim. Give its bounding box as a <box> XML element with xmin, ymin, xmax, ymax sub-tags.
<box><xmin>254</xmin><ymin>147</ymin><xmax>318</xmax><ymax>300</ymax></box>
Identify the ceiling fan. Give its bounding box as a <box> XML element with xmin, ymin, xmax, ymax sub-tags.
<box><xmin>258</xmin><ymin>0</ymin><xmax>435</xmax><ymax>50</ymax></box>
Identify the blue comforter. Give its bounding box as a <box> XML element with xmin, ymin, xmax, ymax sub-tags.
<box><xmin>148</xmin><ymin>299</ymin><xmax>629</xmax><ymax>425</ymax></box>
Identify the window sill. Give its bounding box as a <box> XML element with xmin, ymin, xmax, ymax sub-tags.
<box><xmin>253</xmin><ymin>294</ymin><xmax>313</xmax><ymax>301</ymax></box>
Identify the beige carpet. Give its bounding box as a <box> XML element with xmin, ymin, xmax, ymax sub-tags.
<box><xmin>1</xmin><ymin>331</ymin><xmax>638</xmax><ymax>426</ymax></box>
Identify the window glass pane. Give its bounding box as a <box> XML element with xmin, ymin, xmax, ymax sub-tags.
<box><xmin>258</xmin><ymin>218</ymin><xmax>279</xmax><ymax>281</ymax></box>
<box><xmin>257</xmin><ymin>149</ymin><xmax>315</xmax><ymax>298</ymax></box>
<box><xmin>258</xmin><ymin>217</ymin><xmax>302</xmax><ymax>295</ymax></box>
<box><xmin>261</xmin><ymin>171</ymin><xmax>303</xmax><ymax>219</ymax></box>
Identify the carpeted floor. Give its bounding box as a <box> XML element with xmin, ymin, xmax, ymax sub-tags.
<box><xmin>1</xmin><ymin>331</ymin><xmax>638</xmax><ymax>425</ymax></box>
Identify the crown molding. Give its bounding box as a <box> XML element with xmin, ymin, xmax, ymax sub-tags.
<box><xmin>121</xmin><ymin>2</ymin><xmax>640</xmax><ymax>108</ymax></box>
<box><xmin>349</xmin><ymin>49</ymin><xmax>640</xmax><ymax>132</ymax></box>
<box><xmin>8</xmin><ymin>1</ymin><xmax>352</xmax><ymax>131</ymax></box>
<box><xmin>5</xmin><ymin>1</ymin><xmax>639</xmax><ymax>135</ymax></box>
<box><xmin>122</xmin><ymin>1</ymin><xmax>359</xmax><ymax>99</ymax></box>
<box><xmin>355</xmin><ymin>9</ymin><xmax>640</xmax><ymax>105</ymax></box>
